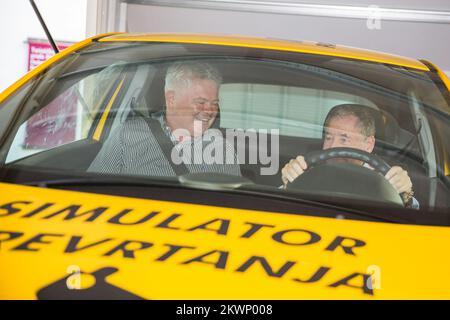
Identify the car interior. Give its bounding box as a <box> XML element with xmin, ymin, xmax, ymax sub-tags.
<box><xmin>6</xmin><ymin>59</ymin><xmax>449</xmax><ymax>209</ymax></box>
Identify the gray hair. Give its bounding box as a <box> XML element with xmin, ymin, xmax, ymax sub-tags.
<box><xmin>324</xmin><ymin>104</ymin><xmax>376</xmax><ymax>137</ymax></box>
<box><xmin>164</xmin><ymin>61</ymin><xmax>222</xmax><ymax>92</ymax></box>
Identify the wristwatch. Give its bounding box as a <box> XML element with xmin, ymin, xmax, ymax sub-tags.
<box><xmin>401</xmin><ymin>189</ymin><xmax>415</xmax><ymax>208</ymax></box>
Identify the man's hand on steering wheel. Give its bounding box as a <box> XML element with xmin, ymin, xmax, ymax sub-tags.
<box><xmin>281</xmin><ymin>155</ymin><xmax>308</xmax><ymax>186</ymax></box>
<box><xmin>385</xmin><ymin>166</ymin><xmax>413</xmax><ymax>200</ymax></box>
<box><xmin>282</xmin><ymin>153</ymin><xmax>414</xmax><ymax>199</ymax></box>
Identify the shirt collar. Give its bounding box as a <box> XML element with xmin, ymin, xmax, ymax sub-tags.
<box><xmin>152</xmin><ymin>111</ymin><xmax>216</xmax><ymax>144</ymax></box>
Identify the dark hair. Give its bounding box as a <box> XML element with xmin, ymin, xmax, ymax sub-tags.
<box><xmin>323</xmin><ymin>104</ymin><xmax>376</xmax><ymax>137</ymax></box>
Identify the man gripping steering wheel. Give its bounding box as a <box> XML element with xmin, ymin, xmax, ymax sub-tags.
<box><xmin>281</xmin><ymin>104</ymin><xmax>419</xmax><ymax>209</ymax></box>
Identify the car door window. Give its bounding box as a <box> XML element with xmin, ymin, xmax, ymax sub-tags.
<box><xmin>6</xmin><ymin>66</ymin><xmax>123</xmax><ymax>163</ymax></box>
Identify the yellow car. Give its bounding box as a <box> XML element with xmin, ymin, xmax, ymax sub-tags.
<box><xmin>0</xmin><ymin>33</ymin><xmax>449</xmax><ymax>300</ymax></box>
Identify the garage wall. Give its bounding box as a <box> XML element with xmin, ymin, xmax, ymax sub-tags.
<box><xmin>0</xmin><ymin>0</ymin><xmax>87</xmax><ymax>92</ymax></box>
<box><xmin>228</xmin><ymin>0</ymin><xmax>450</xmax><ymax>10</ymax></box>
<box><xmin>124</xmin><ymin>0</ymin><xmax>450</xmax><ymax>75</ymax></box>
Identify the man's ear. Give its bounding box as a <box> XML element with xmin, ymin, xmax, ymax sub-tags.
<box><xmin>366</xmin><ymin>135</ymin><xmax>376</xmax><ymax>153</ymax></box>
<box><xmin>165</xmin><ymin>90</ymin><xmax>175</xmax><ymax>109</ymax></box>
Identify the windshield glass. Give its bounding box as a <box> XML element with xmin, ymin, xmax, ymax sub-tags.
<box><xmin>0</xmin><ymin>42</ymin><xmax>449</xmax><ymax>220</ymax></box>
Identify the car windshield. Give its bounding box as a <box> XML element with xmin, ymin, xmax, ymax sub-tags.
<box><xmin>0</xmin><ymin>42</ymin><xmax>449</xmax><ymax>220</ymax></box>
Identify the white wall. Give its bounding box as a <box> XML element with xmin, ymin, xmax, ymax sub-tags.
<box><xmin>0</xmin><ymin>0</ymin><xmax>88</xmax><ymax>92</ymax></box>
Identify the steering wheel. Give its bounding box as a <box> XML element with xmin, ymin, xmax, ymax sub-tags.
<box><xmin>287</xmin><ymin>147</ymin><xmax>405</xmax><ymax>206</ymax></box>
<box><xmin>304</xmin><ymin>147</ymin><xmax>391</xmax><ymax>175</ymax></box>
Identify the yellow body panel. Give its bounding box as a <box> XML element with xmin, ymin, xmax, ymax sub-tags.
<box><xmin>0</xmin><ymin>182</ymin><xmax>449</xmax><ymax>299</ymax></box>
<box><xmin>99</xmin><ymin>33</ymin><xmax>429</xmax><ymax>71</ymax></box>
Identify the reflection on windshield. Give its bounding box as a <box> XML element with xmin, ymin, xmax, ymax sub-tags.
<box><xmin>0</xmin><ymin>42</ymin><xmax>449</xmax><ymax>219</ymax></box>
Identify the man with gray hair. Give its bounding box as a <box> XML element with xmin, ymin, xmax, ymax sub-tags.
<box><xmin>88</xmin><ymin>61</ymin><xmax>241</xmax><ymax>177</ymax></box>
<box><xmin>281</xmin><ymin>104</ymin><xmax>418</xmax><ymax>208</ymax></box>
<box><xmin>164</xmin><ymin>61</ymin><xmax>223</xmax><ymax>138</ymax></box>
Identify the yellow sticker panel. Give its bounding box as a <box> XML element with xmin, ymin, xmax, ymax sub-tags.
<box><xmin>99</xmin><ymin>33</ymin><xmax>429</xmax><ymax>71</ymax></box>
<box><xmin>0</xmin><ymin>182</ymin><xmax>449</xmax><ymax>299</ymax></box>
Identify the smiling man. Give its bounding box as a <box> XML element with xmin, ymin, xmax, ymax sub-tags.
<box><xmin>164</xmin><ymin>62</ymin><xmax>220</xmax><ymax>138</ymax></box>
<box><xmin>281</xmin><ymin>104</ymin><xmax>418</xmax><ymax>209</ymax></box>
<box><xmin>88</xmin><ymin>61</ymin><xmax>241</xmax><ymax>177</ymax></box>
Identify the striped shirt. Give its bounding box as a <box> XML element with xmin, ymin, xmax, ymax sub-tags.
<box><xmin>88</xmin><ymin>113</ymin><xmax>241</xmax><ymax>177</ymax></box>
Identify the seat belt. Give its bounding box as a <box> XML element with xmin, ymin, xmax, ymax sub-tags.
<box><xmin>142</xmin><ymin>117</ymin><xmax>189</xmax><ymax>176</ymax></box>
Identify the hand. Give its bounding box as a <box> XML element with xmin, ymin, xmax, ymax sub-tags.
<box><xmin>384</xmin><ymin>166</ymin><xmax>413</xmax><ymax>194</ymax></box>
<box><xmin>281</xmin><ymin>155</ymin><xmax>308</xmax><ymax>186</ymax></box>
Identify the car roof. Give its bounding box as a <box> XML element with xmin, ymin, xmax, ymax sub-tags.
<box><xmin>98</xmin><ymin>33</ymin><xmax>428</xmax><ymax>71</ymax></box>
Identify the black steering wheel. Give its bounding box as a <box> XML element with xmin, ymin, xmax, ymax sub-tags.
<box><xmin>304</xmin><ymin>147</ymin><xmax>391</xmax><ymax>175</ymax></box>
<box><xmin>286</xmin><ymin>147</ymin><xmax>405</xmax><ymax>206</ymax></box>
